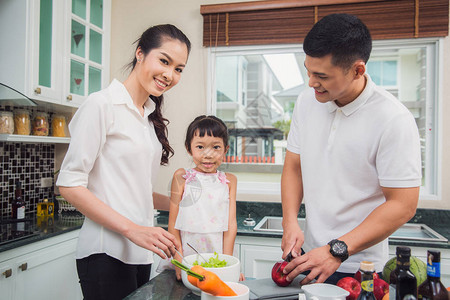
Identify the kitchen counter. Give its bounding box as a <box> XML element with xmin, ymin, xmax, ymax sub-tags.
<box><xmin>124</xmin><ymin>270</ymin><xmax>197</xmax><ymax>300</ymax></box>
<box><xmin>2</xmin><ymin>202</ymin><xmax>449</xmax><ymax>254</ymax></box>
<box><xmin>154</xmin><ymin>202</ymin><xmax>450</xmax><ymax>249</ymax></box>
<box><xmin>0</xmin><ymin>212</ymin><xmax>84</xmax><ymax>253</ymax></box>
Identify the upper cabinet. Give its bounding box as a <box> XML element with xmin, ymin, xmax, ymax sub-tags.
<box><xmin>0</xmin><ymin>0</ymin><xmax>111</xmax><ymax>108</ymax></box>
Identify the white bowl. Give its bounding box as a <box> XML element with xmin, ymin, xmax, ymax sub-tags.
<box><xmin>181</xmin><ymin>253</ymin><xmax>240</xmax><ymax>295</ymax></box>
<box><xmin>201</xmin><ymin>282</ymin><xmax>249</xmax><ymax>300</ymax></box>
<box><xmin>301</xmin><ymin>283</ymin><xmax>349</xmax><ymax>300</ymax></box>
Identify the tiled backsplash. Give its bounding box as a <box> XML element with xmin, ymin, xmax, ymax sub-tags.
<box><xmin>0</xmin><ymin>142</ymin><xmax>55</xmax><ymax>219</ymax></box>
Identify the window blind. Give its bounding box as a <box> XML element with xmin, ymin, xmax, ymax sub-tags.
<box><xmin>200</xmin><ymin>0</ymin><xmax>449</xmax><ymax>47</ymax></box>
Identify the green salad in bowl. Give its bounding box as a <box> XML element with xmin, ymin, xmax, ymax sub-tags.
<box><xmin>193</xmin><ymin>252</ymin><xmax>228</xmax><ymax>268</ymax></box>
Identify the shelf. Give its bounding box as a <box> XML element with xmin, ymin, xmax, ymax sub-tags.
<box><xmin>0</xmin><ymin>134</ymin><xmax>70</xmax><ymax>144</ymax></box>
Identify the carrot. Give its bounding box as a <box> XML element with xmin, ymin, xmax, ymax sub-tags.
<box><xmin>171</xmin><ymin>260</ymin><xmax>236</xmax><ymax>296</ymax></box>
<box><xmin>195</xmin><ymin>266</ymin><xmax>237</xmax><ymax>296</ymax></box>
<box><xmin>188</xmin><ymin>265</ymin><xmax>204</xmax><ymax>287</ymax></box>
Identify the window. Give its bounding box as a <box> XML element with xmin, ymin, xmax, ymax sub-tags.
<box><xmin>209</xmin><ymin>39</ymin><xmax>441</xmax><ymax>199</ymax></box>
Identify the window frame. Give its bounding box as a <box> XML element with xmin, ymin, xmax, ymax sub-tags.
<box><xmin>207</xmin><ymin>38</ymin><xmax>443</xmax><ymax>201</ymax></box>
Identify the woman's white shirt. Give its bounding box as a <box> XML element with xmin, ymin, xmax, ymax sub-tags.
<box><xmin>57</xmin><ymin>79</ymin><xmax>162</xmax><ymax>264</ymax></box>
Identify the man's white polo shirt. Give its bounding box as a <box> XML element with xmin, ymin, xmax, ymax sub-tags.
<box><xmin>287</xmin><ymin>75</ymin><xmax>422</xmax><ymax>272</ymax></box>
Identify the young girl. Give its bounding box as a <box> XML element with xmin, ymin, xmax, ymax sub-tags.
<box><xmin>57</xmin><ymin>24</ymin><xmax>190</xmax><ymax>300</ymax></box>
<box><xmin>168</xmin><ymin>115</ymin><xmax>238</xmax><ymax>280</ymax></box>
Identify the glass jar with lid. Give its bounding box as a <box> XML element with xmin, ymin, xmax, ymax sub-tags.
<box><xmin>32</xmin><ymin>112</ymin><xmax>49</xmax><ymax>136</ymax></box>
<box><xmin>0</xmin><ymin>111</ymin><xmax>14</xmax><ymax>134</ymax></box>
<box><xmin>13</xmin><ymin>109</ymin><xmax>31</xmax><ymax>135</ymax></box>
<box><xmin>51</xmin><ymin>114</ymin><xmax>67</xmax><ymax>137</ymax></box>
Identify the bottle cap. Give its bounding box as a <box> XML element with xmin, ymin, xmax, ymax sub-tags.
<box><xmin>360</xmin><ymin>261</ymin><xmax>375</xmax><ymax>272</ymax></box>
<box><xmin>396</xmin><ymin>246</ymin><xmax>411</xmax><ymax>256</ymax></box>
<box><xmin>16</xmin><ymin>181</ymin><xmax>21</xmax><ymax>189</ymax></box>
<box><xmin>44</xmin><ymin>198</ymin><xmax>48</xmax><ymax>203</ymax></box>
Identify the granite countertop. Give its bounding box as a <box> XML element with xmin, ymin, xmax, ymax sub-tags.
<box><xmin>2</xmin><ymin>201</ymin><xmax>449</xmax><ymax>254</ymax></box>
<box><xmin>0</xmin><ymin>212</ymin><xmax>84</xmax><ymax>253</ymax></box>
<box><xmin>124</xmin><ymin>269</ymin><xmax>198</xmax><ymax>300</ymax></box>
<box><xmin>155</xmin><ymin>202</ymin><xmax>450</xmax><ymax>249</ymax></box>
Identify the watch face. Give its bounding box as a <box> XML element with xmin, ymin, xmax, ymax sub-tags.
<box><xmin>332</xmin><ymin>242</ymin><xmax>345</xmax><ymax>254</ymax></box>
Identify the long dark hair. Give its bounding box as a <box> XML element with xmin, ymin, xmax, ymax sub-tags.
<box><xmin>185</xmin><ymin>115</ymin><xmax>229</xmax><ymax>154</ymax></box>
<box><xmin>129</xmin><ymin>24</ymin><xmax>191</xmax><ymax>165</ymax></box>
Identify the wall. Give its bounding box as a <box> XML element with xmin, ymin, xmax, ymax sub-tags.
<box><xmin>0</xmin><ymin>141</ymin><xmax>54</xmax><ymax>219</ymax></box>
<box><xmin>110</xmin><ymin>0</ymin><xmax>450</xmax><ymax>209</ymax></box>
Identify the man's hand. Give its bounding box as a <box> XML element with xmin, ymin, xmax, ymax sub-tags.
<box><xmin>283</xmin><ymin>245</ymin><xmax>341</xmax><ymax>284</ymax></box>
<box><xmin>281</xmin><ymin>221</ymin><xmax>304</xmax><ymax>260</ymax></box>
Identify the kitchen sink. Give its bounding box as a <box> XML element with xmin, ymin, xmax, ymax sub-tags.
<box><xmin>253</xmin><ymin>216</ymin><xmax>448</xmax><ymax>242</ymax></box>
<box><xmin>253</xmin><ymin>216</ymin><xmax>305</xmax><ymax>233</ymax></box>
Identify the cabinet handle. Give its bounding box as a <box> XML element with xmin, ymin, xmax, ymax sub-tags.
<box><xmin>19</xmin><ymin>263</ymin><xmax>28</xmax><ymax>271</ymax></box>
<box><xmin>2</xmin><ymin>269</ymin><xmax>12</xmax><ymax>278</ymax></box>
<box><xmin>67</xmin><ymin>95</ymin><xmax>73</xmax><ymax>101</ymax></box>
<box><xmin>34</xmin><ymin>87</ymin><xmax>41</xmax><ymax>94</ymax></box>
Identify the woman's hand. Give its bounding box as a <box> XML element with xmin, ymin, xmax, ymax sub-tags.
<box><xmin>124</xmin><ymin>224</ymin><xmax>181</xmax><ymax>259</ymax></box>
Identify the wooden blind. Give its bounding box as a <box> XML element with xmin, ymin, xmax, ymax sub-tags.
<box><xmin>200</xmin><ymin>0</ymin><xmax>449</xmax><ymax>47</ymax></box>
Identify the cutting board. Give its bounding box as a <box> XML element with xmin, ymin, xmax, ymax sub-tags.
<box><xmin>241</xmin><ymin>275</ymin><xmax>307</xmax><ymax>300</ymax></box>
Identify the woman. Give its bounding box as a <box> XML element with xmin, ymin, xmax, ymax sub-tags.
<box><xmin>57</xmin><ymin>24</ymin><xmax>191</xmax><ymax>300</ymax></box>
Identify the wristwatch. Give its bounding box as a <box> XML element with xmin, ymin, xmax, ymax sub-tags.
<box><xmin>328</xmin><ymin>239</ymin><xmax>349</xmax><ymax>262</ymax></box>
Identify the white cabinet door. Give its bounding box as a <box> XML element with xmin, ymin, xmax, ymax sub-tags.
<box><xmin>0</xmin><ymin>0</ymin><xmax>110</xmax><ymax>107</ymax></box>
<box><xmin>0</xmin><ymin>230</ymin><xmax>82</xmax><ymax>300</ymax></box>
<box><xmin>240</xmin><ymin>244</ymin><xmax>282</xmax><ymax>279</ymax></box>
<box><xmin>0</xmin><ymin>259</ymin><xmax>15</xmax><ymax>300</ymax></box>
<box><xmin>236</xmin><ymin>236</ymin><xmax>282</xmax><ymax>279</ymax></box>
<box><xmin>14</xmin><ymin>238</ymin><xmax>81</xmax><ymax>300</ymax></box>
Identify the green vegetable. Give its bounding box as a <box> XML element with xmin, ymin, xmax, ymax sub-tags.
<box><xmin>193</xmin><ymin>252</ymin><xmax>227</xmax><ymax>268</ymax></box>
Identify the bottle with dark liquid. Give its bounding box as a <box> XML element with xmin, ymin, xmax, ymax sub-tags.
<box><xmin>392</xmin><ymin>246</ymin><xmax>418</xmax><ymax>300</ymax></box>
<box><xmin>11</xmin><ymin>181</ymin><xmax>25</xmax><ymax>219</ymax></box>
<box><xmin>357</xmin><ymin>261</ymin><xmax>376</xmax><ymax>300</ymax></box>
<box><xmin>418</xmin><ymin>250</ymin><xmax>449</xmax><ymax>300</ymax></box>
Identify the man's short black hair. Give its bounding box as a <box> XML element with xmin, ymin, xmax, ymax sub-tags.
<box><xmin>303</xmin><ymin>13</ymin><xmax>372</xmax><ymax>70</ymax></box>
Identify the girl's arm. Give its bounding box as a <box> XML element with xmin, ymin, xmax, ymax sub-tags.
<box><xmin>223</xmin><ymin>173</ymin><xmax>238</xmax><ymax>256</ymax></box>
<box><xmin>153</xmin><ymin>192</ymin><xmax>170</xmax><ymax>211</ymax></box>
<box><xmin>168</xmin><ymin>168</ymin><xmax>186</xmax><ymax>280</ymax></box>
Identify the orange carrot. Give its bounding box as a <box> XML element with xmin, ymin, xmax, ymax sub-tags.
<box><xmin>194</xmin><ymin>266</ymin><xmax>237</xmax><ymax>296</ymax></box>
<box><xmin>187</xmin><ymin>265</ymin><xmax>204</xmax><ymax>287</ymax></box>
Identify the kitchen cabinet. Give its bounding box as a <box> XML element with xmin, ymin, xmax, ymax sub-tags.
<box><xmin>235</xmin><ymin>236</ymin><xmax>282</xmax><ymax>279</ymax></box>
<box><xmin>389</xmin><ymin>245</ymin><xmax>450</xmax><ymax>286</ymax></box>
<box><xmin>0</xmin><ymin>0</ymin><xmax>111</xmax><ymax>107</ymax></box>
<box><xmin>0</xmin><ymin>230</ymin><xmax>81</xmax><ymax>300</ymax></box>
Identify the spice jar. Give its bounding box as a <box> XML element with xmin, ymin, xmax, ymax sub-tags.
<box><xmin>0</xmin><ymin>111</ymin><xmax>14</xmax><ymax>134</ymax></box>
<box><xmin>13</xmin><ymin>109</ymin><xmax>31</xmax><ymax>135</ymax></box>
<box><xmin>32</xmin><ymin>112</ymin><xmax>49</xmax><ymax>136</ymax></box>
<box><xmin>51</xmin><ymin>114</ymin><xmax>67</xmax><ymax>137</ymax></box>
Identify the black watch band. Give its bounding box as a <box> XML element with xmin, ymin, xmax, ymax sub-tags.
<box><xmin>328</xmin><ymin>239</ymin><xmax>349</xmax><ymax>262</ymax></box>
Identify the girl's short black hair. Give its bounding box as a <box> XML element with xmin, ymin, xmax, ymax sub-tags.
<box><xmin>185</xmin><ymin>115</ymin><xmax>229</xmax><ymax>153</ymax></box>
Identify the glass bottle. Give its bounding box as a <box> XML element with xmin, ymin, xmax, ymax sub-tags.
<box><xmin>32</xmin><ymin>111</ymin><xmax>49</xmax><ymax>136</ymax></box>
<box><xmin>357</xmin><ymin>261</ymin><xmax>377</xmax><ymax>300</ymax></box>
<box><xmin>418</xmin><ymin>250</ymin><xmax>449</xmax><ymax>300</ymax></box>
<box><xmin>11</xmin><ymin>181</ymin><xmax>25</xmax><ymax>219</ymax></box>
<box><xmin>13</xmin><ymin>109</ymin><xmax>31</xmax><ymax>135</ymax></box>
<box><xmin>0</xmin><ymin>111</ymin><xmax>14</xmax><ymax>134</ymax></box>
<box><xmin>51</xmin><ymin>114</ymin><xmax>67</xmax><ymax>137</ymax></box>
<box><xmin>393</xmin><ymin>247</ymin><xmax>418</xmax><ymax>300</ymax></box>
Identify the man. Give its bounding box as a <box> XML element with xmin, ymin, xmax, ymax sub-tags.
<box><xmin>281</xmin><ymin>13</ymin><xmax>422</xmax><ymax>285</ymax></box>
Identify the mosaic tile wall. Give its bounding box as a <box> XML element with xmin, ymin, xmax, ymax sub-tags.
<box><xmin>0</xmin><ymin>142</ymin><xmax>55</xmax><ymax>219</ymax></box>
